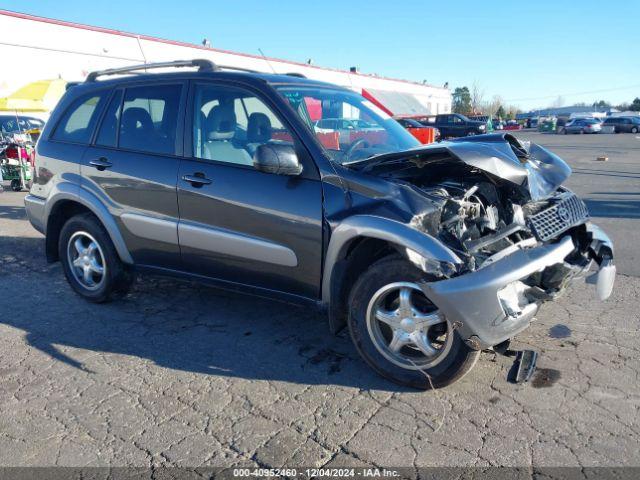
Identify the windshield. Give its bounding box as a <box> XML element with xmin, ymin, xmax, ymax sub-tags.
<box><xmin>277</xmin><ymin>86</ymin><xmax>420</xmax><ymax>164</ymax></box>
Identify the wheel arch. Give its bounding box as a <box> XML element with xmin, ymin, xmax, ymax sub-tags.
<box><xmin>322</xmin><ymin>215</ymin><xmax>462</xmax><ymax>333</ymax></box>
<box><xmin>44</xmin><ymin>183</ymin><xmax>133</xmax><ymax>265</ymax></box>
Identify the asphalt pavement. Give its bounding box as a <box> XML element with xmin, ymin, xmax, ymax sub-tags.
<box><xmin>0</xmin><ymin>131</ymin><xmax>638</xmax><ymax>470</ymax></box>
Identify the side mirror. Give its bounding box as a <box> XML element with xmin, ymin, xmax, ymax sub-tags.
<box><xmin>253</xmin><ymin>143</ymin><xmax>303</xmax><ymax>176</ymax></box>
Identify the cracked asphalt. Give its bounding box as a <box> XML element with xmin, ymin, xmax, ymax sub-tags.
<box><xmin>0</xmin><ymin>132</ymin><xmax>639</xmax><ymax>469</ymax></box>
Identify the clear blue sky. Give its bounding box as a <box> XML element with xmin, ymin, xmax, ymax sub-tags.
<box><xmin>2</xmin><ymin>0</ymin><xmax>638</xmax><ymax>110</ymax></box>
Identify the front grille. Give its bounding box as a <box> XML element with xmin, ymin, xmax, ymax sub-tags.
<box><xmin>528</xmin><ymin>193</ymin><xmax>589</xmax><ymax>241</ymax></box>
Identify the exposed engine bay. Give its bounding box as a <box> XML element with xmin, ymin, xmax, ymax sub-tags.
<box><xmin>421</xmin><ymin>180</ymin><xmax>527</xmax><ymax>270</ymax></box>
<box><xmin>356</xmin><ymin>134</ymin><xmax>604</xmax><ymax>302</ymax></box>
<box><xmin>417</xmin><ymin>180</ymin><xmax>592</xmax><ymax>273</ymax></box>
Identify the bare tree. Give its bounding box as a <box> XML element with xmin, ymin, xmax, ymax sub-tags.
<box><xmin>550</xmin><ymin>95</ymin><xmax>565</xmax><ymax>108</ymax></box>
<box><xmin>483</xmin><ymin>95</ymin><xmax>504</xmax><ymax>117</ymax></box>
<box><xmin>505</xmin><ymin>104</ymin><xmax>521</xmax><ymax>120</ymax></box>
<box><xmin>470</xmin><ymin>80</ymin><xmax>485</xmax><ymax>114</ymax></box>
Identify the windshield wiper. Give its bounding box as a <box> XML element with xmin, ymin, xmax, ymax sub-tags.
<box><xmin>341</xmin><ymin>151</ymin><xmax>389</xmax><ymax>168</ymax></box>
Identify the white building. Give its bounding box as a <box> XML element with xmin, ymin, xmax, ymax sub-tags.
<box><xmin>0</xmin><ymin>9</ymin><xmax>451</xmax><ymax>118</ymax></box>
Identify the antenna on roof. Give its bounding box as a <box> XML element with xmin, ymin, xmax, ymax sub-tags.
<box><xmin>258</xmin><ymin>48</ymin><xmax>276</xmax><ymax>74</ymax></box>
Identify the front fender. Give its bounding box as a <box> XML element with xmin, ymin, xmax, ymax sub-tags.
<box><xmin>45</xmin><ymin>182</ymin><xmax>134</xmax><ymax>264</ymax></box>
<box><xmin>321</xmin><ymin>215</ymin><xmax>462</xmax><ymax>307</ymax></box>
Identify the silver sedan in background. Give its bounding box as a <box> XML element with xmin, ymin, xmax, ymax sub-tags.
<box><xmin>563</xmin><ymin>118</ymin><xmax>602</xmax><ymax>134</ymax></box>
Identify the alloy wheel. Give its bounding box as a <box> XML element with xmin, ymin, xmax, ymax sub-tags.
<box><xmin>67</xmin><ymin>231</ymin><xmax>106</xmax><ymax>291</ymax></box>
<box><xmin>366</xmin><ymin>282</ymin><xmax>452</xmax><ymax>370</ymax></box>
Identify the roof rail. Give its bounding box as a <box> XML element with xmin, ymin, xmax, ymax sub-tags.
<box><xmin>285</xmin><ymin>72</ymin><xmax>306</xmax><ymax>78</ymax></box>
<box><xmin>216</xmin><ymin>65</ymin><xmax>260</xmax><ymax>73</ymax></box>
<box><xmin>85</xmin><ymin>59</ymin><xmax>216</xmax><ymax>82</ymax></box>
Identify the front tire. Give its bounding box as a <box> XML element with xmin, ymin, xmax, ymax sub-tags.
<box><xmin>59</xmin><ymin>213</ymin><xmax>134</xmax><ymax>303</ymax></box>
<box><xmin>348</xmin><ymin>256</ymin><xmax>480</xmax><ymax>389</ymax></box>
<box><xmin>632</xmin><ymin>127</ymin><xmax>638</xmax><ymax>134</ymax></box>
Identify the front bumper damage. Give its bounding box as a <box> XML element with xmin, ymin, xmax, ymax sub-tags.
<box><xmin>421</xmin><ymin>222</ymin><xmax>615</xmax><ymax>350</ymax></box>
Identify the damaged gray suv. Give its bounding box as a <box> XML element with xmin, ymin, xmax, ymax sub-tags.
<box><xmin>25</xmin><ymin>60</ymin><xmax>616</xmax><ymax>389</ymax></box>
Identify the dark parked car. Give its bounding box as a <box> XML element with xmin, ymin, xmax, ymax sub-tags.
<box><xmin>395</xmin><ymin>117</ymin><xmax>440</xmax><ymax>141</ymax></box>
<box><xmin>25</xmin><ymin>60</ymin><xmax>615</xmax><ymax>389</ymax></box>
<box><xmin>0</xmin><ymin>114</ymin><xmax>45</xmax><ymax>144</ymax></box>
<box><xmin>602</xmin><ymin>116</ymin><xmax>640</xmax><ymax>134</ymax></box>
<box><xmin>0</xmin><ymin>114</ymin><xmax>44</xmax><ymax>135</ymax></box>
<box><xmin>422</xmin><ymin>114</ymin><xmax>486</xmax><ymax>138</ymax></box>
<box><xmin>396</xmin><ymin>118</ymin><xmax>425</xmax><ymax>129</ymax></box>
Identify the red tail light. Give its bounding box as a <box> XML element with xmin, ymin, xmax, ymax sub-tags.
<box><xmin>5</xmin><ymin>146</ymin><xmax>18</xmax><ymax>159</ymax></box>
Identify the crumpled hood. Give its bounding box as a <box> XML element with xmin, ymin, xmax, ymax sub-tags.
<box><xmin>360</xmin><ymin>133</ymin><xmax>572</xmax><ymax>201</ymax></box>
<box><xmin>447</xmin><ymin>133</ymin><xmax>572</xmax><ymax>200</ymax></box>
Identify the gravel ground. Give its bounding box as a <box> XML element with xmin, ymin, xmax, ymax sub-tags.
<box><xmin>0</xmin><ymin>132</ymin><xmax>638</xmax><ymax>470</ymax></box>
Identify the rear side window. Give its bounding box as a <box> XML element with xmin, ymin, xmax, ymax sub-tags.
<box><xmin>119</xmin><ymin>84</ymin><xmax>182</xmax><ymax>155</ymax></box>
<box><xmin>52</xmin><ymin>92</ymin><xmax>107</xmax><ymax>144</ymax></box>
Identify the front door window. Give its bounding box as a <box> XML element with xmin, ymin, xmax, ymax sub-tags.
<box><xmin>192</xmin><ymin>84</ymin><xmax>293</xmax><ymax>166</ymax></box>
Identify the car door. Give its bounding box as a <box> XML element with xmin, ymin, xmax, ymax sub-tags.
<box><xmin>564</xmin><ymin>120</ymin><xmax>572</xmax><ymax>133</ymax></box>
<box><xmin>81</xmin><ymin>81</ymin><xmax>186</xmax><ymax>269</ymax></box>
<box><xmin>176</xmin><ymin>81</ymin><xmax>323</xmax><ymax>299</ymax></box>
<box><xmin>621</xmin><ymin>118</ymin><xmax>631</xmax><ymax>133</ymax></box>
<box><xmin>452</xmin><ymin>115</ymin><xmax>466</xmax><ymax>136</ymax></box>
<box><xmin>574</xmin><ymin>120</ymin><xmax>585</xmax><ymax>133</ymax></box>
<box><xmin>613</xmin><ymin>119</ymin><xmax>622</xmax><ymax>133</ymax></box>
<box><xmin>437</xmin><ymin>115</ymin><xmax>451</xmax><ymax>137</ymax></box>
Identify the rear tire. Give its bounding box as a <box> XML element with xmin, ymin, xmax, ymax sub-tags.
<box><xmin>347</xmin><ymin>256</ymin><xmax>480</xmax><ymax>389</ymax></box>
<box><xmin>10</xmin><ymin>179</ymin><xmax>21</xmax><ymax>191</ymax></box>
<box><xmin>59</xmin><ymin>213</ymin><xmax>134</xmax><ymax>303</ymax></box>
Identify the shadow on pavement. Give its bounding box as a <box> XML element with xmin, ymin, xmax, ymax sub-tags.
<box><xmin>584</xmin><ymin>199</ymin><xmax>640</xmax><ymax>219</ymax></box>
<box><xmin>0</xmin><ymin>204</ymin><xmax>27</xmax><ymax>220</ymax></box>
<box><xmin>572</xmin><ymin>168</ymin><xmax>640</xmax><ymax>180</ymax></box>
<box><xmin>547</xmin><ymin>145</ymin><xmax>631</xmax><ymax>152</ymax></box>
<box><xmin>1</xmin><ymin>235</ymin><xmax>408</xmax><ymax>392</ymax></box>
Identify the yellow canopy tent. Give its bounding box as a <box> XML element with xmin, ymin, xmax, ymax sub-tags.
<box><xmin>0</xmin><ymin>79</ymin><xmax>67</xmax><ymax>113</ymax></box>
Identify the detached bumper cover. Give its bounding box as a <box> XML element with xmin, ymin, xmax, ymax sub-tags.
<box><xmin>24</xmin><ymin>194</ymin><xmax>46</xmax><ymax>234</ymax></box>
<box><xmin>421</xmin><ymin>223</ymin><xmax>615</xmax><ymax>349</ymax></box>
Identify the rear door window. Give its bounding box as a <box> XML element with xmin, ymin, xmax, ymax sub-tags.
<box><xmin>52</xmin><ymin>92</ymin><xmax>107</xmax><ymax>144</ymax></box>
<box><xmin>95</xmin><ymin>90</ymin><xmax>123</xmax><ymax>147</ymax></box>
<box><xmin>119</xmin><ymin>84</ymin><xmax>182</xmax><ymax>155</ymax></box>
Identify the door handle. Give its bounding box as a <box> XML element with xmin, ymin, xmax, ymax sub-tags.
<box><xmin>89</xmin><ymin>157</ymin><xmax>112</xmax><ymax>171</ymax></box>
<box><xmin>182</xmin><ymin>173</ymin><xmax>212</xmax><ymax>186</ymax></box>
